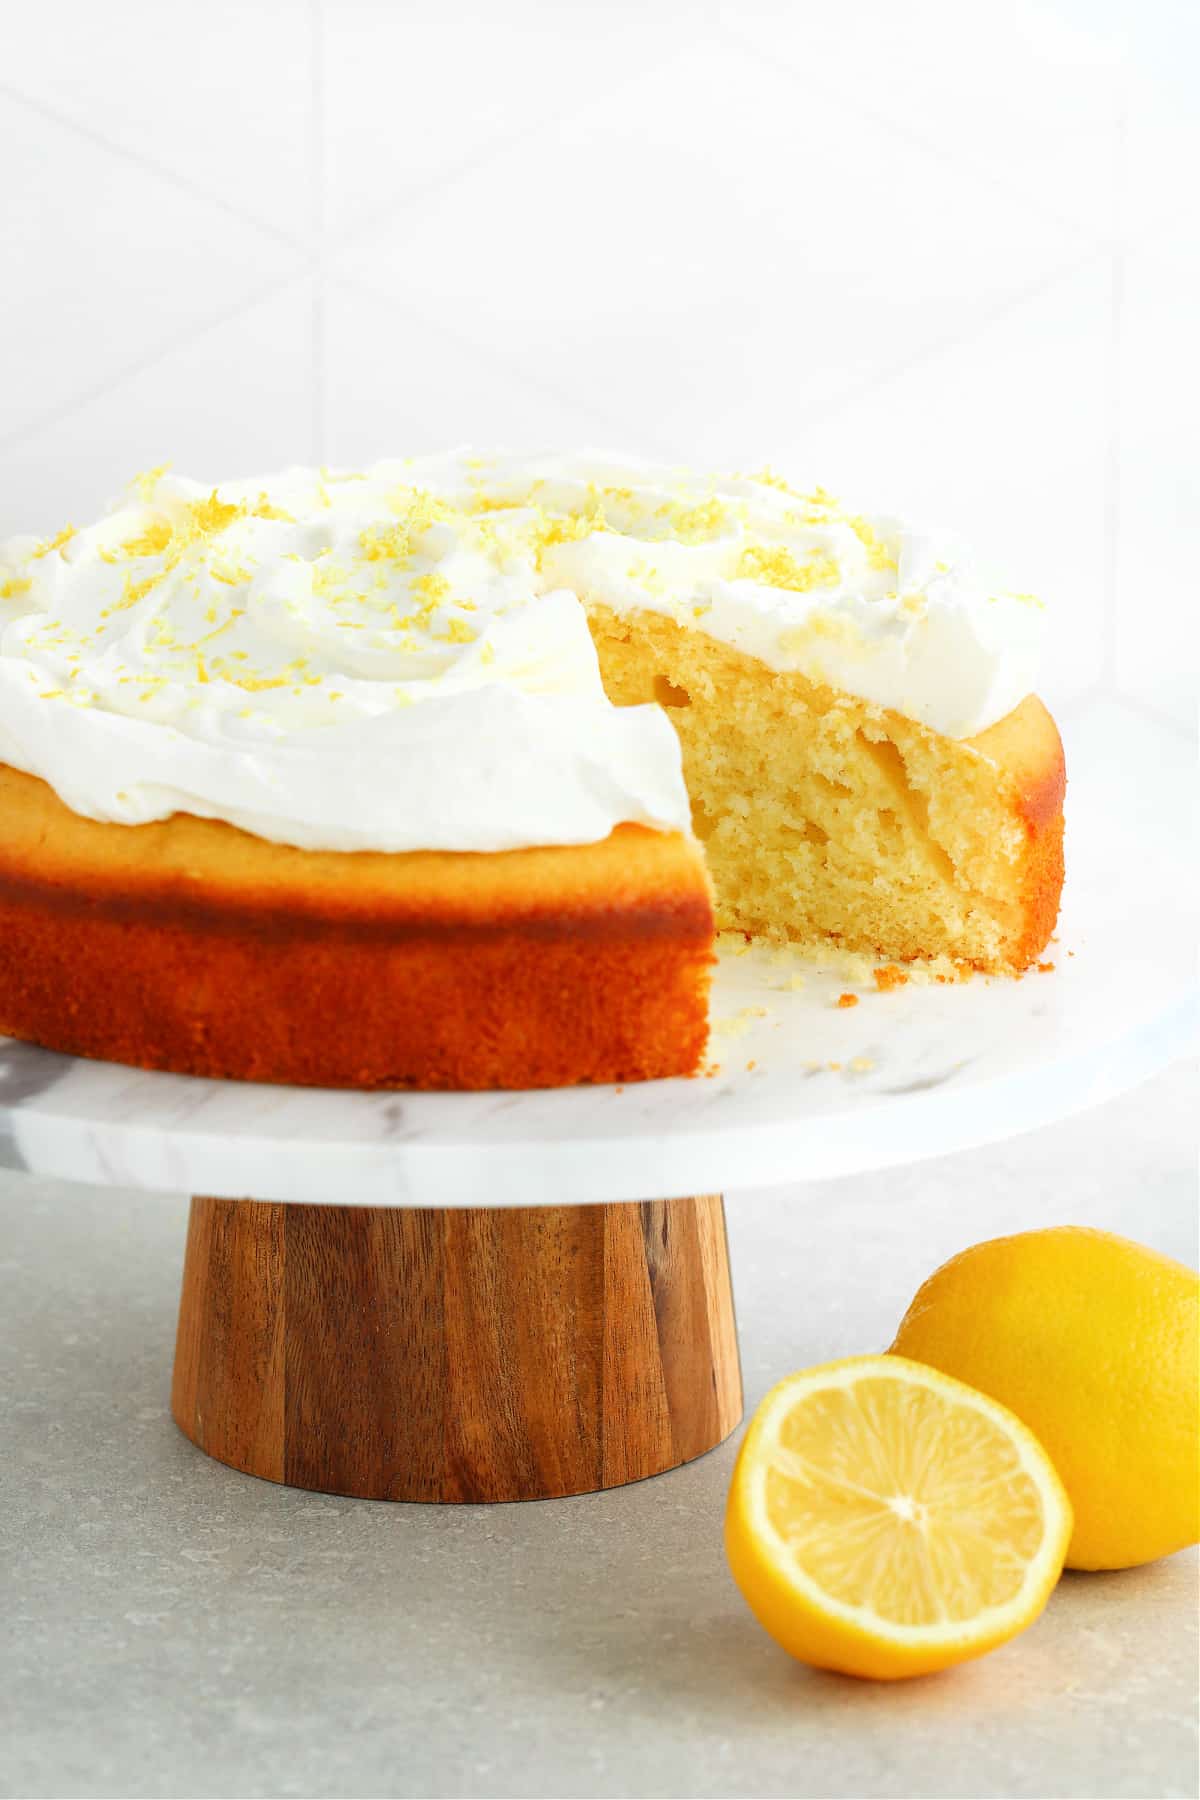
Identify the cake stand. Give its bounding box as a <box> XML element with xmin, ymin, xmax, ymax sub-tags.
<box><xmin>2</xmin><ymin>729</ymin><xmax>1195</xmax><ymax>1505</ymax></box>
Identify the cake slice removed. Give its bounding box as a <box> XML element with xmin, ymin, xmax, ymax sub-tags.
<box><xmin>589</xmin><ymin>605</ymin><xmax>1064</xmax><ymax>973</ymax></box>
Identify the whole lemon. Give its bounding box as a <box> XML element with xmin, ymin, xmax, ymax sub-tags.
<box><xmin>890</xmin><ymin>1226</ymin><xmax>1199</xmax><ymax>1570</ymax></box>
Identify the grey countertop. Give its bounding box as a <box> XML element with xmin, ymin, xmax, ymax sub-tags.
<box><xmin>2</xmin><ymin>1061</ymin><xmax>1196</xmax><ymax>1800</ymax></box>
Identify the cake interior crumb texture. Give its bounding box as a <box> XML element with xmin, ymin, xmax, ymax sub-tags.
<box><xmin>589</xmin><ymin>607</ymin><xmax>1064</xmax><ymax>974</ymax></box>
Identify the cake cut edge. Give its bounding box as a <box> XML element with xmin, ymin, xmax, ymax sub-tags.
<box><xmin>589</xmin><ymin>604</ymin><xmax>1065</xmax><ymax>975</ymax></box>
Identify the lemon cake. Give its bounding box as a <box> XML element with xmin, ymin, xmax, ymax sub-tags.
<box><xmin>0</xmin><ymin>453</ymin><xmax>1063</xmax><ymax>1088</ymax></box>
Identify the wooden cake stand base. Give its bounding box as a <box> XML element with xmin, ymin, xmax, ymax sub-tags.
<box><xmin>171</xmin><ymin>1194</ymin><xmax>743</xmax><ymax>1503</ymax></box>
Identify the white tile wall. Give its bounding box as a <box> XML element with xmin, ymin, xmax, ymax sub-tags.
<box><xmin>1</xmin><ymin>281</ymin><xmax>317</xmax><ymax>528</ymax></box>
<box><xmin>2</xmin><ymin>1</ymin><xmax>313</xmax><ymax>240</ymax></box>
<box><xmin>1115</xmin><ymin>228</ymin><xmax>1199</xmax><ymax>729</ymax></box>
<box><xmin>0</xmin><ymin>0</ymin><xmax>1194</xmax><ymax>728</ymax></box>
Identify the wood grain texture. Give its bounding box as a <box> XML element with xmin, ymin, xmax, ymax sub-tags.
<box><xmin>171</xmin><ymin>1196</ymin><xmax>742</xmax><ymax>1502</ymax></box>
<box><xmin>172</xmin><ymin>1197</ymin><xmax>285</xmax><ymax>1484</ymax></box>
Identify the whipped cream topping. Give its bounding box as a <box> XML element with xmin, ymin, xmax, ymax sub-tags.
<box><xmin>0</xmin><ymin>453</ymin><xmax>1045</xmax><ymax>853</ymax></box>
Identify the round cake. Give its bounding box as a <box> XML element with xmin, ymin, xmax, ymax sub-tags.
<box><xmin>0</xmin><ymin>453</ymin><xmax>1063</xmax><ymax>1088</ymax></box>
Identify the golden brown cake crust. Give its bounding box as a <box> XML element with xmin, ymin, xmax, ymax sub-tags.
<box><xmin>0</xmin><ymin>674</ymin><xmax>1064</xmax><ymax>1089</ymax></box>
<box><xmin>970</xmin><ymin>697</ymin><xmax>1066</xmax><ymax>969</ymax></box>
<box><xmin>0</xmin><ymin>764</ymin><xmax>714</xmax><ymax>1089</ymax></box>
<box><xmin>970</xmin><ymin>695</ymin><xmax>1067</xmax><ymax>833</ymax></box>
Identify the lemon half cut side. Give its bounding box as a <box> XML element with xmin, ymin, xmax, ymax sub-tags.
<box><xmin>725</xmin><ymin>1355</ymin><xmax>1073</xmax><ymax>1681</ymax></box>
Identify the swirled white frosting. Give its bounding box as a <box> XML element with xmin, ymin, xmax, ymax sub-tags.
<box><xmin>0</xmin><ymin>453</ymin><xmax>1045</xmax><ymax>852</ymax></box>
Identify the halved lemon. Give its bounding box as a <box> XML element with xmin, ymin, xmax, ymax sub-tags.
<box><xmin>725</xmin><ymin>1356</ymin><xmax>1073</xmax><ymax>1680</ymax></box>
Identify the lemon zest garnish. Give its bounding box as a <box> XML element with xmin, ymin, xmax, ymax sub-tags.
<box><xmin>32</xmin><ymin>524</ymin><xmax>76</xmax><ymax>559</ymax></box>
<box><xmin>845</xmin><ymin>513</ymin><xmax>898</xmax><ymax>572</ymax></box>
<box><xmin>225</xmin><ymin>673</ymin><xmax>297</xmax><ymax>693</ymax></box>
<box><xmin>740</xmin><ymin>465</ymin><xmax>802</xmax><ymax>497</ymax></box>
<box><xmin>210</xmin><ymin>561</ymin><xmax>253</xmax><ymax>586</ymax></box>
<box><xmin>190</xmin><ymin>492</ymin><xmax>243</xmax><ymax>537</ymax></box>
<box><xmin>250</xmin><ymin>493</ymin><xmax>294</xmax><ymax>522</ymax></box>
<box><xmin>311</xmin><ymin>559</ymin><xmax>350</xmax><ymax>600</ymax></box>
<box><xmin>439</xmin><ymin>617</ymin><xmax>477</xmax><ymax>644</ymax></box>
<box><xmin>626</xmin><ymin>557</ymin><xmax>667</xmax><ymax>596</ymax></box>
<box><xmin>777</xmin><ymin>484</ymin><xmax>899</xmax><ymax>572</ymax></box>
<box><xmin>531</xmin><ymin>493</ymin><xmax>608</xmax><ymax>562</ymax></box>
<box><xmin>667</xmin><ymin>497</ymin><xmax>729</xmax><ymax>543</ymax></box>
<box><xmin>738</xmin><ymin>544</ymin><xmax>840</xmax><ymax>592</ymax></box>
<box><xmin>362</xmin><ymin>490</ymin><xmax>448</xmax><ymax>565</ymax></box>
<box><xmin>798</xmin><ymin>484</ymin><xmax>842</xmax><ymax>521</ymax></box>
<box><xmin>193</xmin><ymin>609</ymin><xmax>244</xmax><ymax>646</ymax></box>
<box><xmin>359</xmin><ymin>522</ymin><xmax>412</xmax><ymax>563</ymax></box>
<box><xmin>133</xmin><ymin>463</ymin><xmax>171</xmax><ymax>501</ymax></box>
<box><xmin>468</xmin><ymin>493</ymin><xmax>518</xmax><ymax>515</ymax></box>
<box><xmin>104</xmin><ymin>570</ymin><xmax>160</xmax><ymax>615</ymax></box>
<box><xmin>119</xmin><ymin>520</ymin><xmax>173</xmax><ymax>559</ymax></box>
<box><xmin>411</xmin><ymin>572</ymin><xmax>451</xmax><ymax>605</ymax></box>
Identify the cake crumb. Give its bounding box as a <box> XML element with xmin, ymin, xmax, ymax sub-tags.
<box><xmin>828</xmin><ymin>1061</ymin><xmax>842</xmax><ymax>1071</ymax></box>
<box><xmin>836</xmin><ymin>992</ymin><xmax>859</xmax><ymax>1009</ymax></box>
<box><xmin>712</xmin><ymin>1005</ymin><xmax>769</xmax><ymax>1040</ymax></box>
<box><xmin>715</xmin><ymin>931</ymin><xmax>966</xmax><ymax>988</ymax></box>
<box><xmin>873</xmin><ymin>964</ymin><xmax>909</xmax><ymax>993</ymax></box>
<box><xmin>715</xmin><ymin>929</ymin><xmax>752</xmax><ymax>958</ymax></box>
<box><xmin>850</xmin><ymin>1056</ymin><xmax>875</xmax><ymax>1073</ymax></box>
<box><xmin>1037</xmin><ymin>960</ymin><xmax>1055</xmax><ymax>973</ymax></box>
<box><xmin>746</xmin><ymin>1059</ymin><xmax>757</xmax><ymax>1071</ymax></box>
